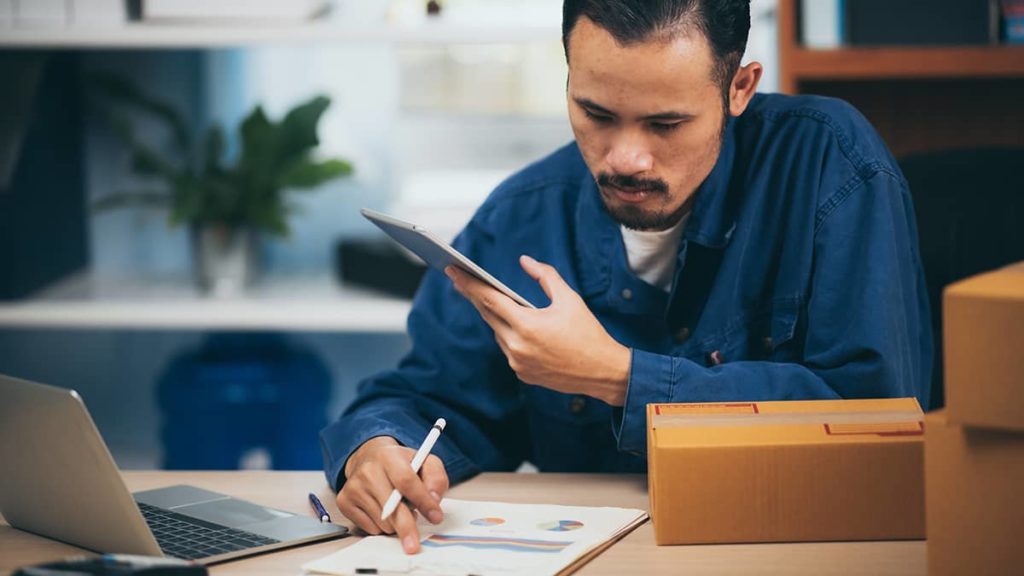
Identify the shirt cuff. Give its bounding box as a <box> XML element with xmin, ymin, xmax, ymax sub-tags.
<box><xmin>321</xmin><ymin>419</ymin><xmax>477</xmax><ymax>491</ymax></box>
<box><xmin>611</xmin><ymin>348</ymin><xmax>676</xmax><ymax>454</ymax></box>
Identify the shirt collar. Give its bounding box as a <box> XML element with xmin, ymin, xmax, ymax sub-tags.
<box><xmin>682</xmin><ymin>116</ymin><xmax>739</xmax><ymax>249</ymax></box>
<box><xmin>575</xmin><ymin>170</ymin><xmax>619</xmax><ymax>298</ymax></box>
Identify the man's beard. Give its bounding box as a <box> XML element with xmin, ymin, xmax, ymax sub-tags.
<box><xmin>596</xmin><ymin>173</ymin><xmax>683</xmax><ymax>231</ymax></box>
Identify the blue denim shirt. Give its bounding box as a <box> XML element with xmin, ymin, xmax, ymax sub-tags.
<box><xmin>321</xmin><ymin>93</ymin><xmax>933</xmax><ymax>489</ymax></box>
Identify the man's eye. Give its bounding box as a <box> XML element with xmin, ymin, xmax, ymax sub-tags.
<box><xmin>650</xmin><ymin>121</ymin><xmax>682</xmax><ymax>133</ymax></box>
<box><xmin>583</xmin><ymin>109</ymin><xmax>612</xmax><ymax>123</ymax></box>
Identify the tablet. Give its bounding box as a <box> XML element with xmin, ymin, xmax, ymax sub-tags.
<box><xmin>361</xmin><ymin>208</ymin><xmax>537</xmax><ymax>309</ymax></box>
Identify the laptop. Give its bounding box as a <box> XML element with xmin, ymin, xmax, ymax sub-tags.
<box><xmin>0</xmin><ymin>374</ymin><xmax>348</xmax><ymax>564</ymax></box>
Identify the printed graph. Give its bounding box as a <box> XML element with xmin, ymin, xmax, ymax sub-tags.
<box><xmin>469</xmin><ymin>517</ymin><xmax>506</xmax><ymax>526</ymax></box>
<box><xmin>422</xmin><ymin>534</ymin><xmax>571</xmax><ymax>554</ymax></box>
<box><xmin>537</xmin><ymin>520</ymin><xmax>585</xmax><ymax>532</ymax></box>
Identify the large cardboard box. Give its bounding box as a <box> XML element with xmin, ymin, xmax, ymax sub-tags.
<box><xmin>647</xmin><ymin>398</ymin><xmax>925</xmax><ymax>545</ymax></box>
<box><xmin>943</xmin><ymin>261</ymin><xmax>1024</xmax><ymax>431</ymax></box>
<box><xmin>925</xmin><ymin>410</ymin><xmax>1024</xmax><ymax>576</ymax></box>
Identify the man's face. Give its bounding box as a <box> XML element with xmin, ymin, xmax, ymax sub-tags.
<box><xmin>566</xmin><ymin>17</ymin><xmax>727</xmax><ymax>231</ymax></box>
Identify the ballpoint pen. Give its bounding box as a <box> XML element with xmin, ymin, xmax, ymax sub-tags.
<box><xmin>309</xmin><ymin>492</ymin><xmax>331</xmax><ymax>523</ymax></box>
<box><xmin>380</xmin><ymin>417</ymin><xmax>447</xmax><ymax>520</ymax></box>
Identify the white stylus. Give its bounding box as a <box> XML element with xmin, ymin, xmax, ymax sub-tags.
<box><xmin>380</xmin><ymin>418</ymin><xmax>447</xmax><ymax>520</ymax></box>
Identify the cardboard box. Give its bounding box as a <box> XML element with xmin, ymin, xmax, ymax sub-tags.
<box><xmin>943</xmin><ymin>261</ymin><xmax>1024</xmax><ymax>431</ymax></box>
<box><xmin>925</xmin><ymin>410</ymin><xmax>1024</xmax><ymax>576</ymax></box>
<box><xmin>647</xmin><ymin>398</ymin><xmax>925</xmax><ymax>545</ymax></box>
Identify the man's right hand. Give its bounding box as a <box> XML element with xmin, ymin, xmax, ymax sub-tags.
<box><xmin>336</xmin><ymin>436</ymin><xmax>450</xmax><ymax>554</ymax></box>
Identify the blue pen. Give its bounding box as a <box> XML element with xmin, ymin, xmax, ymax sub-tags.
<box><xmin>308</xmin><ymin>492</ymin><xmax>331</xmax><ymax>523</ymax></box>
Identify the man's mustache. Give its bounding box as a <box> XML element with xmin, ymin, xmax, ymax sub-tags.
<box><xmin>597</xmin><ymin>173</ymin><xmax>668</xmax><ymax>194</ymax></box>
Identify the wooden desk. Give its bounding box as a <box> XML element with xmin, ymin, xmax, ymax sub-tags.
<box><xmin>0</xmin><ymin>472</ymin><xmax>925</xmax><ymax>575</ymax></box>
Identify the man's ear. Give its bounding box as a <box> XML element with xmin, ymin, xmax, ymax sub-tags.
<box><xmin>728</xmin><ymin>61</ymin><xmax>763</xmax><ymax>117</ymax></box>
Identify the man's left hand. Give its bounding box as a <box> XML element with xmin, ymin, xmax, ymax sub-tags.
<box><xmin>446</xmin><ymin>255</ymin><xmax>630</xmax><ymax>406</ymax></box>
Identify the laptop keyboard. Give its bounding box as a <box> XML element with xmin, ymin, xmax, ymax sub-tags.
<box><xmin>138</xmin><ymin>501</ymin><xmax>281</xmax><ymax>560</ymax></box>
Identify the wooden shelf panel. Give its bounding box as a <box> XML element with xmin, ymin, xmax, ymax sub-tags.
<box><xmin>788</xmin><ymin>45</ymin><xmax>1024</xmax><ymax>83</ymax></box>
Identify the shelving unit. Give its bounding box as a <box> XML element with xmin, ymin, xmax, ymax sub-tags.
<box><xmin>0</xmin><ymin>272</ymin><xmax>411</xmax><ymax>332</ymax></box>
<box><xmin>778</xmin><ymin>0</ymin><xmax>1024</xmax><ymax>157</ymax></box>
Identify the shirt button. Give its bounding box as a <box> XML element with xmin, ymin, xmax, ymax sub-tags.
<box><xmin>621</xmin><ymin>288</ymin><xmax>633</xmax><ymax>301</ymax></box>
<box><xmin>674</xmin><ymin>326</ymin><xmax>691</xmax><ymax>343</ymax></box>
<box><xmin>569</xmin><ymin>396</ymin><xmax>587</xmax><ymax>414</ymax></box>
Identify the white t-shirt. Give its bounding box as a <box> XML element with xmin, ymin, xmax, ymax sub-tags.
<box><xmin>620</xmin><ymin>213</ymin><xmax>689</xmax><ymax>292</ymax></box>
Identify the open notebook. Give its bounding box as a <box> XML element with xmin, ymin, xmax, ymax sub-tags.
<box><xmin>303</xmin><ymin>498</ymin><xmax>648</xmax><ymax>576</ymax></box>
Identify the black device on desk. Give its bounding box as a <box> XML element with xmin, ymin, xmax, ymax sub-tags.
<box><xmin>14</xmin><ymin>554</ymin><xmax>206</xmax><ymax>575</ymax></box>
<box><xmin>12</xmin><ymin>553</ymin><xmax>205</xmax><ymax>573</ymax></box>
<box><xmin>14</xmin><ymin>553</ymin><xmax>207</xmax><ymax>573</ymax></box>
<box><xmin>336</xmin><ymin>237</ymin><xmax>426</xmax><ymax>299</ymax></box>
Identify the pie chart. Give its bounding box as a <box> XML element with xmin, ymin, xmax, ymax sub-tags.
<box><xmin>470</xmin><ymin>517</ymin><xmax>506</xmax><ymax>526</ymax></box>
<box><xmin>538</xmin><ymin>520</ymin><xmax>584</xmax><ymax>531</ymax></box>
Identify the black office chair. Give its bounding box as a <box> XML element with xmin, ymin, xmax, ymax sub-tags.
<box><xmin>900</xmin><ymin>148</ymin><xmax>1024</xmax><ymax>410</ymax></box>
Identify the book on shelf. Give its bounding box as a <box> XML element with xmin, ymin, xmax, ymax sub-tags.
<box><xmin>1004</xmin><ymin>0</ymin><xmax>1024</xmax><ymax>43</ymax></box>
<box><xmin>800</xmin><ymin>0</ymin><xmax>1003</xmax><ymax>48</ymax></box>
<box><xmin>800</xmin><ymin>0</ymin><xmax>844</xmax><ymax>49</ymax></box>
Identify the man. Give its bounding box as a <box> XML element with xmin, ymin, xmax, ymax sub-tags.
<box><xmin>321</xmin><ymin>0</ymin><xmax>932</xmax><ymax>553</ymax></box>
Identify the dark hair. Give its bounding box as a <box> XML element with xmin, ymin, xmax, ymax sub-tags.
<box><xmin>562</xmin><ymin>0</ymin><xmax>750</xmax><ymax>101</ymax></box>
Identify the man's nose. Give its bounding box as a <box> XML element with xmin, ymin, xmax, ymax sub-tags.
<box><xmin>605</xmin><ymin>132</ymin><xmax>654</xmax><ymax>175</ymax></box>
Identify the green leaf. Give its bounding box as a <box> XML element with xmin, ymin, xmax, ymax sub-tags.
<box><xmin>199</xmin><ymin>173</ymin><xmax>237</xmax><ymax>221</ymax></box>
<box><xmin>278</xmin><ymin>158</ymin><xmax>353</xmax><ymax>189</ymax></box>
<box><xmin>237</xmin><ymin>106</ymin><xmax>276</xmax><ymax>194</ymax></box>
<box><xmin>245</xmin><ymin>197</ymin><xmax>291</xmax><ymax>237</ymax></box>
<box><xmin>239</xmin><ymin>106</ymin><xmax>273</xmax><ymax>160</ymax></box>
<box><xmin>168</xmin><ymin>177</ymin><xmax>205</xmax><ymax>227</ymax></box>
<box><xmin>276</xmin><ymin>95</ymin><xmax>331</xmax><ymax>160</ymax></box>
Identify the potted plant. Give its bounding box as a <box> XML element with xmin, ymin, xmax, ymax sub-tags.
<box><xmin>91</xmin><ymin>75</ymin><xmax>353</xmax><ymax>294</ymax></box>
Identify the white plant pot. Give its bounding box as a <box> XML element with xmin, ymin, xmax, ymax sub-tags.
<box><xmin>192</xmin><ymin>223</ymin><xmax>259</xmax><ymax>296</ymax></box>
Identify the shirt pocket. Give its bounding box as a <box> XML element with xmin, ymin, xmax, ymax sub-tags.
<box><xmin>689</xmin><ymin>299</ymin><xmax>802</xmax><ymax>366</ymax></box>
